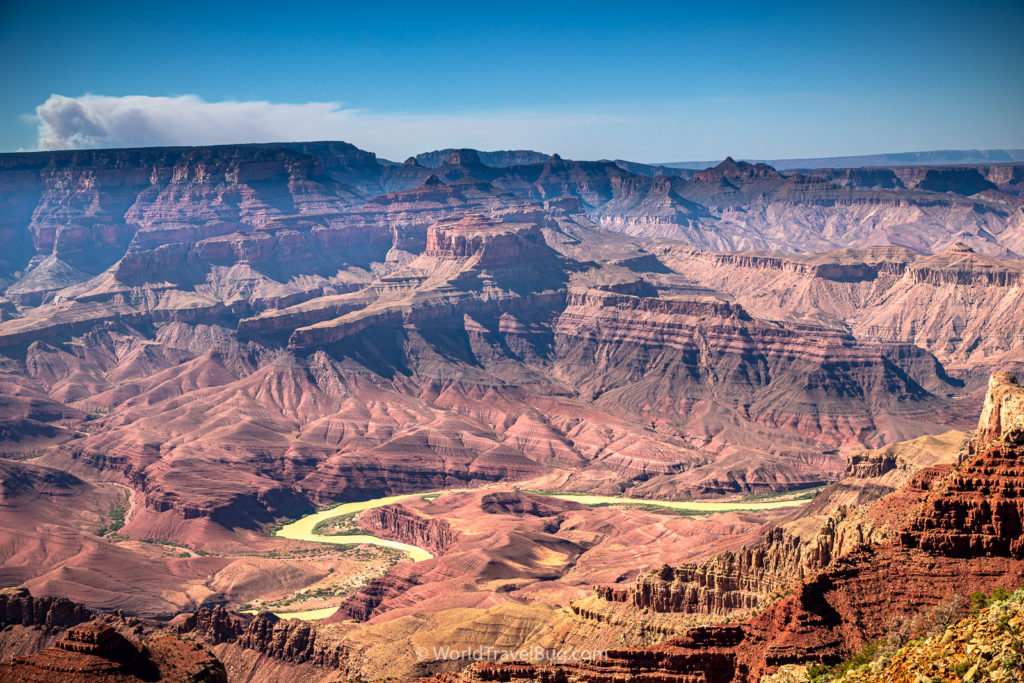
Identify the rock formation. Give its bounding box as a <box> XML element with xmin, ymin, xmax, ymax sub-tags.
<box><xmin>358</xmin><ymin>503</ymin><xmax>457</xmax><ymax>555</ymax></box>
<box><xmin>0</xmin><ymin>620</ymin><xmax>226</xmax><ymax>682</ymax></box>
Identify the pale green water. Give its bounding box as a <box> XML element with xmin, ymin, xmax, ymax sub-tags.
<box><xmin>275</xmin><ymin>492</ymin><xmax>437</xmax><ymax>562</ymax></box>
<box><xmin>267</xmin><ymin>486</ymin><xmax>812</xmax><ymax>620</ymax></box>
<box><xmin>258</xmin><ymin>492</ymin><xmax>442</xmax><ymax>621</ymax></box>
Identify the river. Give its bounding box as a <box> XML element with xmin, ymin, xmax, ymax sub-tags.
<box><xmin>264</xmin><ymin>486</ymin><xmax>815</xmax><ymax>619</ymax></box>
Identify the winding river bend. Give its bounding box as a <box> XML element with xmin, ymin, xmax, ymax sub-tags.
<box><xmin>275</xmin><ymin>492</ymin><xmax>437</xmax><ymax>561</ymax></box>
<box><xmin>266</xmin><ymin>487</ymin><xmax>816</xmax><ymax>620</ymax></box>
<box><xmin>256</xmin><ymin>493</ymin><xmax>441</xmax><ymax>620</ymax></box>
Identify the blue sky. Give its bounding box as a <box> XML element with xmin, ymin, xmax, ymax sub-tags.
<box><xmin>1</xmin><ymin>0</ymin><xmax>1022</xmax><ymax>162</ymax></box>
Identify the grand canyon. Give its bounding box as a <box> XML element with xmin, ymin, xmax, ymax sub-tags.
<box><xmin>0</xmin><ymin>139</ymin><xmax>1022</xmax><ymax>681</ymax></box>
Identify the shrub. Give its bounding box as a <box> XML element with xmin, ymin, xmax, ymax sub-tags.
<box><xmin>806</xmin><ymin>662</ymin><xmax>830</xmax><ymax>679</ymax></box>
<box><xmin>970</xmin><ymin>586</ymin><xmax>1012</xmax><ymax>611</ymax></box>
<box><xmin>968</xmin><ymin>591</ymin><xmax>988</xmax><ymax>610</ymax></box>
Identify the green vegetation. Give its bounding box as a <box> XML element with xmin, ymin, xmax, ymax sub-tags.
<box><xmin>805</xmin><ymin>586</ymin><xmax>1024</xmax><ymax>681</ymax></box>
<box><xmin>274</xmin><ymin>494</ymin><xmax>435</xmax><ymax>561</ymax></box>
<box><xmin>809</xmin><ymin>641</ymin><xmax>883</xmax><ymax>681</ymax></box>
<box><xmin>259</xmin><ymin>584</ymin><xmax>352</xmax><ymax>610</ymax></box>
<box><xmin>243</xmin><ymin>544</ymin><xmax>405</xmax><ymax>621</ymax></box>
<box><xmin>970</xmin><ymin>587</ymin><xmax>1011</xmax><ymax>611</ymax></box>
<box><xmin>137</xmin><ymin>537</ymin><xmax>214</xmax><ymax>556</ymax></box>
<box><xmin>312</xmin><ymin>512</ymin><xmax>369</xmax><ymax>536</ymax></box>
<box><xmin>98</xmin><ymin>498</ymin><xmax>128</xmax><ymax>536</ymax></box>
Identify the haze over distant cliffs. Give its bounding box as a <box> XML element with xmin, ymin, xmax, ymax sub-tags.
<box><xmin>662</xmin><ymin>147</ymin><xmax>1024</xmax><ymax>170</ymax></box>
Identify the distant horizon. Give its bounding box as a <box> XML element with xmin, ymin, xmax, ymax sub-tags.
<box><xmin>3</xmin><ymin>139</ymin><xmax>1022</xmax><ymax>171</ymax></box>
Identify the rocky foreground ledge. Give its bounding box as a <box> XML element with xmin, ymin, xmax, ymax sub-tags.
<box><xmin>0</xmin><ymin>588</ymin><xmax>226</xmax><ymax>682</ymax></box>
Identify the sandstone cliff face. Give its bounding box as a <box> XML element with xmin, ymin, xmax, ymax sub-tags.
<box><xmin>552</xmin><ymin>284</ymin><xmax>960</xmax><ymax>458</ymax></box>
<box><xmin>0</xmin><ymin>587</ymin><xmax>93</xmax><ymax>631</ymax></box>
<box><xmin>232</xmin><ymin>612</ymin><xmax>354</xmax><ymax>672</ymax></box>
<box><xmin>901</xmin><ymin>372</ymin><xmax>1024</xmax><ymax>557</ymax></box>
<box><xmin>601</xmin><ymin>429</ymin><xmax>966</xmax><ymax>618</ymax></box>
<box><xmin>425</xmin><ymin>216</ymin><xmax>552</xmax><ymax>267</ymax></box>
<box><xmin>971</xmin><ymin>371</ymin><xmax>1024</xmax><ymax>449</ymax></box>
<box><xmin>130</xmin><ymin>603</ymin><xmax>356</xmax><ymax>679</ymax></box>
<box><xmin>4</xmin><ymin>147</ymin><xmax>1022</xmax><ymax>299</ymax></box>
<box><xmin>358</xmin><ymin>503</ymin><xmax>456</xmax><ymax>555</ymax></box>
<box><xmin>0</xmin><ymin>592</ymin><xmax>356</xmax><ymax>683</ymax></box>
<box><xmin>614</xmin><ymin>520</ymin><xmax>844</xmax><ymax>616</ymax></box>
<box><xmin>0</xmin><ymin>147</ymin><xmax>365</xmax><ymax>289</ymax></box>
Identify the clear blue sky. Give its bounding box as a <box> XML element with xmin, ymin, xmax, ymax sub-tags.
<box><xmin>1</xmin><ymin>0</ymin><xmax>1022</xmax><ymax>162</ymax></box>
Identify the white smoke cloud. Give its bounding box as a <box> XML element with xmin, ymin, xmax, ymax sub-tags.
<box><xmin>34</xmin><ymin>94</ymin><xmax>363</xmax><ymax>150</ymax></box>
<box><xmin>32</xmin><ymin>93</ymin><xmax>635</xmax><ymax>160</ymax></box>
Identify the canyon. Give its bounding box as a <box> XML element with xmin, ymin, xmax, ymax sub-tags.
<box><xmin>0</xmin><ymin>142</ymin><xmax>1022</xmax><ymax>681</ymax></box>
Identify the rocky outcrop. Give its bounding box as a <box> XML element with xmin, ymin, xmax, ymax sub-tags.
<box><xmin>703</xmin><ymin>247</ymin><xmax>913</xmax><ymax>280</ymax></box>
<box><xmin>235</xmin><ymin>612</ymin><xmax>354</xmax><ymax>672</ymax></box>
<box><xmin>327</xmin><ymin>571</ymin><xmax>421</xmax><ymax>622</ymax></box>
<box><xmin>657</xmin><ymin>242</ymin><xmax>1024</xmax><ymax>366</ymax></box>
<box><xmin>358</xmin><ymin>503</ymin><xmax>456</xmax><ymax>555</ymax></box>
<box><xmin>176</xmin><ymin>605</ymin><xmax>248</xmax><ymax>643</ymax></box>
<box><xmin>901</xmin><ymin>372</ymin><xmax>1024</xmax><ymax>557</ymax></box>
<box><xmin>424</xmin><ymin>216</ymin><xmax>551</xmax><ymax>267</ymax></box>
<box><xmin>0</xmin><ymin>620</ymin><xmax>227</xmax><ymax>682</ymax></box>
<box><xmin>553</xmin><ymin>284</ymin><xmax>961</xmax><ymax>456</ymax></box>
<box><xmin>181</xmin><ymin>605</ymin><xmax>354</xmax><ymax>674</ymax></box>
<box><xmin>913</xmin><ymin>167</ymin><xmax>997</xmax><ymax>195</ymax></box>
<box><xmin>609</xmin><ymin>429</ymin><xmax>967</xmax><ymax>617</ymax></box>
<box><xmin>414</xmin><ymin>148</ymin><xmax>552</xmax><ymax>169</ymax></box>
<box><xmin>0</xmin><ymin>592</ymin><xmax>355</xmax><ymax>682</ymax></box>
<box><xmin>904</xmin><ymin>243</ymin><xmax>1024</xmax><ymax>286</ymax></box>
<box><xmin>971</xmin><ymin>371</ymin><xmax>1024</xmax><ymax>450</ymax></box>
<box><xmin>619</xmin><ymin>523</ymin><xmax>832</xmax><ymax>615</ymax></box>
<box><xmin>0</xmin><ymin>587</ymin><xmax>93</xmax><ymax>630</ymax></box>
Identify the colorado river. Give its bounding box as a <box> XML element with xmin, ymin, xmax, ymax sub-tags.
<box><xmin>266</xmin><ymin>486</ymin><xmax>816</xmax><ymax>620</ymax></box>
<box><xmin>275</xmin><ymin>492</ymin><xmax>437</xmax><ymax>561</ymax></box>
<box><xmin>257</xmin><ymin>492</ymin><xmax>442</xmax><ymax>620</ymax></box>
